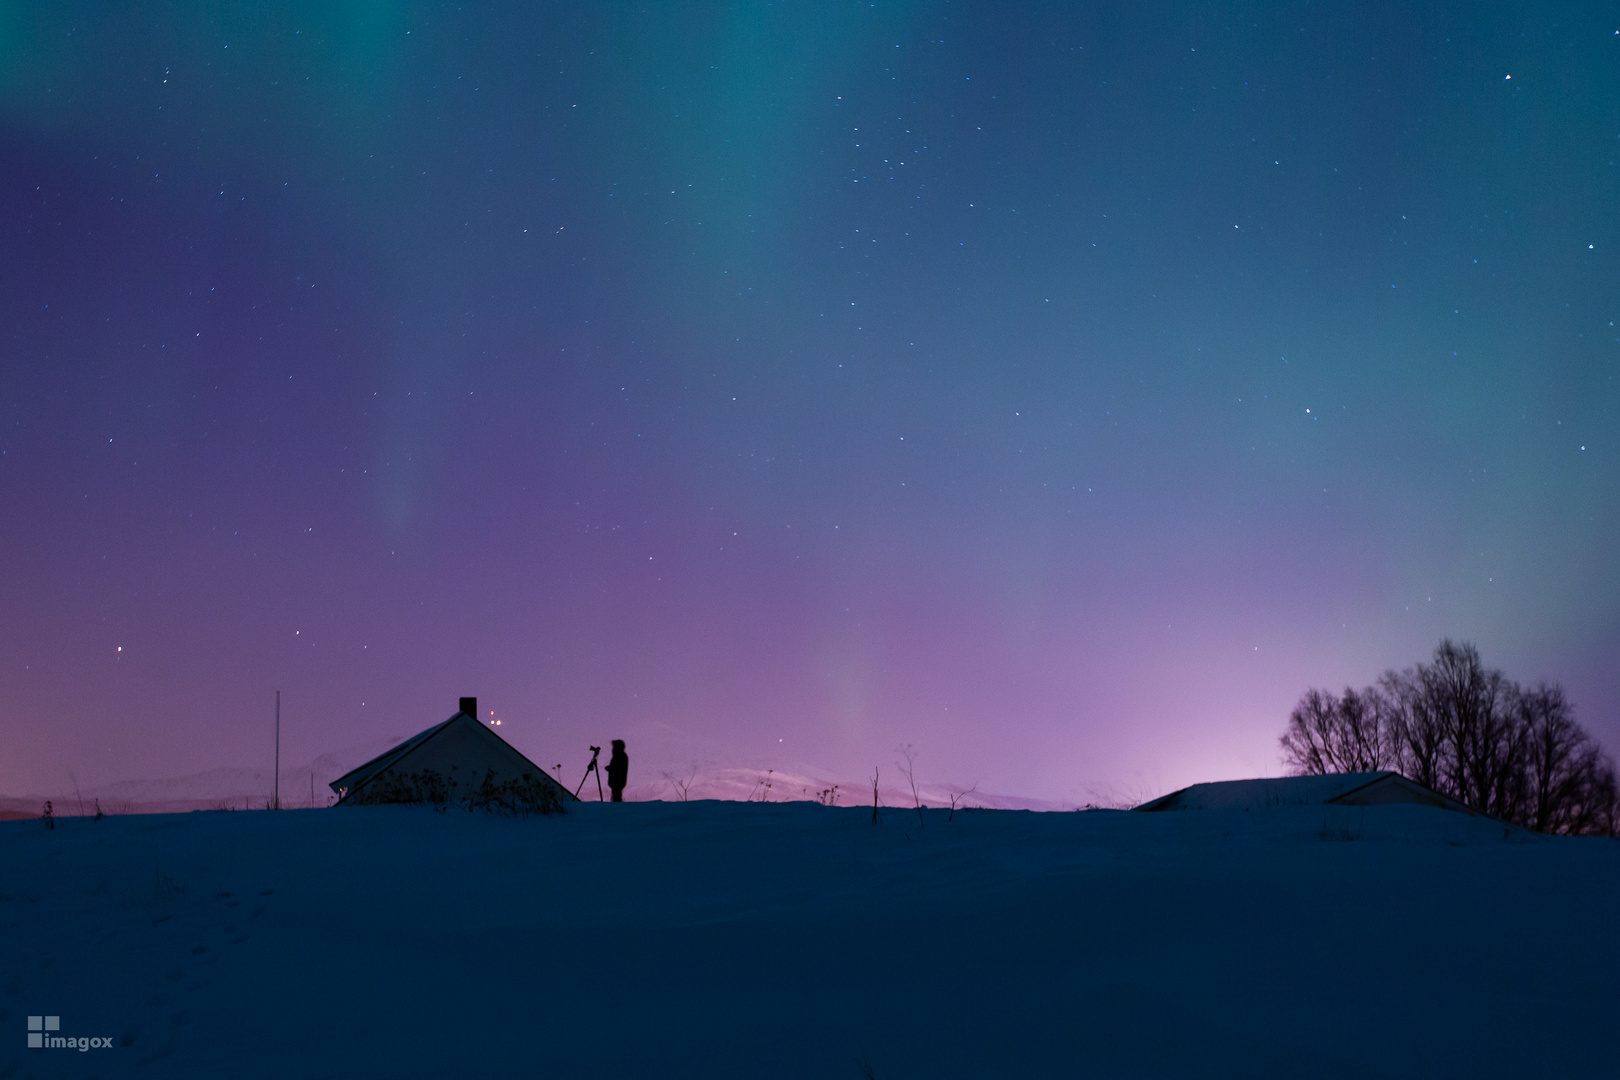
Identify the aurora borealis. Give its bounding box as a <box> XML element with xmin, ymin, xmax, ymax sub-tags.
<box><xmin>2</xmin><ymin>2</ymin><xmax>1616</xmax><ymax>802</ymax></box>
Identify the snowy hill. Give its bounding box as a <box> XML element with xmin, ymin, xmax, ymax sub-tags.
<box><xmin>4</xmin><ymin>800</ymin><xmax>1616</xmax><ymax>1078</ymax></box>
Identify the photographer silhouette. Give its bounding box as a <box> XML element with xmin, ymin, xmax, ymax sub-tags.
<box><xmin>605</xmin><ymin>740</ymin><xmax>628</xmax><ymax>802</ymax></box>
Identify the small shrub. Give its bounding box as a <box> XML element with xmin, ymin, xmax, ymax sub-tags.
<box><xmin>466</xmin><ymin>770</ymin><xmax>567</xmax><ymax>817</ymax></box>
<box><xmin>748</xmin><ymin>770</ymin><xmax>774</xmax><ymax>802</ymax></box>
<box><xmin>662</xmin><ymin>766</ymin><xmax>700</xmax><ymax>801</ymax></box>
<box><xmin>1318</xmin><ymin>810</ymin><xmax>1361</xmax><ymax>842</ymax></box>
<box><xmin>347</xmin><ymin>767</ymin><xmax>566</xmax><ymax>816</ymax></box>
<box><xmin>155</xmin><ymin>864</ymin><xmax>186</xmax><ymax>901</ymax></box>
<box><xmin>351</xmin><ymin>769</ymin><xmax>451</xmax><ymax>806</ymax></box>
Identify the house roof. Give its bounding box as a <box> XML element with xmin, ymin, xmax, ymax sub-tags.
<box><xmin>329</xmin><ymin>715</ymin><xmax>462</xmax><ymax>796</ymax></box>
<box><xmin>1134</xmin><ymin>771</ymin><xmax>1476</xmax><ymax>815</ymax></box>
<box><xmin>330</xmin><ymin>709</ymin><xmax>574</xmax><ymax>804</ymax></box>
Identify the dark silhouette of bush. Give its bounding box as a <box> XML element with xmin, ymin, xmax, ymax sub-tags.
<box><xmin>353</xmin><ymin>768</ymin><xmax>452</xmax><ymax>806</ymax></box>
<box><xmin>1280</xmin><ymin>640</ymin><xmax>1618</xmax><ymax>836</ymax></box>
<box><xmin>467</xmin><ymin>769</ymin><xmax>567</xmax><ymax>817</ymax></box>
<box><xmin>346</xmin><ymin>767</ymin><xmax>566</xmax><ymax>816</ymax></box>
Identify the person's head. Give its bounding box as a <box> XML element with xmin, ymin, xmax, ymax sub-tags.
<box><xmin>612</xmin><ymin>739</ymin><xmax>625</xmax><ymax>752</ymax></box>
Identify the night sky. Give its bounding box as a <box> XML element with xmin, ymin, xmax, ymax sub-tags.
<box><xmin>3</xmin><ymin>3</ymin><xmax>1616</xmax><ymax>803</ymax></box>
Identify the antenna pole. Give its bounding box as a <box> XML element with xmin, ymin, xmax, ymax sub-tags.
<box><xmin>274</xmin><ymin>690</ymin><xmax>281</xmax><ymax>811</ymax></box>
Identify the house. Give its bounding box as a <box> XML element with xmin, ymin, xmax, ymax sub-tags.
<box><xmin>1133</xmin><ymin>771</ymin><xmax>1476</xmax><ymax>815</ymax></box>
<box><xmin>330</xmin><ymin>697</ymin><xmax>575</xmax><ymax>808</ymax></box>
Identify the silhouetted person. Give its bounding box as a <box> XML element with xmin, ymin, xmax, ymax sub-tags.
<box><xmin>605</xmin><ymin>739</ymin><xmax>628</xmax><ymax>802</ymax></box>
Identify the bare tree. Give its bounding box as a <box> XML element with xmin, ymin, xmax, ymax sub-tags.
<box><xmin>946</xmin><ymin>783</ymin><xmax>978</xmax><ymax>822</ymax></box>
<box><xmin>1279</xmin><ymin>688</ymin><xmax>1340</xmax><ymax>776</ymax></box>
<box><xmin>1420</xmin><ymin>640</ymin><xmax>1512</xmax><ymax>814</ymax></box>
<box><xmin>1382</xmin><ymin>665</ymin><xmax>1446</xmax><ymax>792</ymax></box>
<box><xmin>1514</xmin><ymin>683</ymin><xmax>1615</xmax><ymax>835</ymax></box>
<box><xmin>1282</xmin><ymin>639</ymin><xmax>1617</xmax><ymax>836</ymax></box>
<box><xmin>661</xmin><ymin>765</ymin><xmax>700</xmax><ymax>802</ymax></box>
<box><xmin>895</xmin><ymin>744</ymin><xmax>925</xmax><ymax>828</ymax></box>
<box><xmin>1279</xmin><ymin>686</ymin><xmax>1396</xmax><ymax>774</ymax></box>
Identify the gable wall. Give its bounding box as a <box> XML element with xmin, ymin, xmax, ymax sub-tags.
<box><xmin>1330</xmin><ymin>775</ymin><xmax>1472</xmax><ymax>813</ymax></box>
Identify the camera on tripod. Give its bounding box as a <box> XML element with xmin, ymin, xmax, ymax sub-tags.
<box><xmin>574</xmin><ymin>745</ymin><xmax>605</xmax><ymax>800</ymax></box>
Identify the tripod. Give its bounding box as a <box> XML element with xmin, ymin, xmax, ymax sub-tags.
<box><xmin>574</xmin><ymin>745</ymin><xmax>605</xmax><ymax>801</ymax></box>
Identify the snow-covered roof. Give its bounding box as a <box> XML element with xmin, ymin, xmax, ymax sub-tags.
<box><xmin>1134</xmin><ymin>772</ymin><xmax>1475</xmax><ymax>815</ymax></box>
<box><xmin>329</xmin><ymin>716</ymin><xmax>460</xmax><ymax>796</ymax></box>
<box><xmin>330</xmin><ymin>707</ymin><xmax>574</xmax><ymax>806</ymax></box>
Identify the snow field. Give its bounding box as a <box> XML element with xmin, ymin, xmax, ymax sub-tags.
<box><xmin>3</xmin><ymin>800</ymin><xmax>1617</xmax><ymax>1078</ymax></box>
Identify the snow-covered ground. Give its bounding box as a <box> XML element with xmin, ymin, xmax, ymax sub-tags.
<box><xmin>3</xmin><ymin>799</ymin><xmax>1616</xmax><ymax>1078</ymax></box>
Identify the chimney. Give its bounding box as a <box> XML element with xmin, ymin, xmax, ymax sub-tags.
<box><xmin>459</xmin><ymin>696</ymin><xmax>477</xmax><ymax>719</ymax></box>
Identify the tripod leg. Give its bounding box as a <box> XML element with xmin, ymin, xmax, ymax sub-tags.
<box><xmin>595</xmin><ymin>766</ymin><xmax>605</xmax><ymax>801</ymax></box>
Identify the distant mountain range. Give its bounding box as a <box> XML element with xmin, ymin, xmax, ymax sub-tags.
<box><xmin>0</xmin><ymin>737</ymin><xmax>405</xmax><ymax>817</ymax></box>
<box><xmin>2</xmin><ymin>737</ymin><xmax>1070</xmax><ymax>818</ymax></box>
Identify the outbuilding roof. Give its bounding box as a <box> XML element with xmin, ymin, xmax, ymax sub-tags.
<box><xmin>1134</xmin><ymin>771</ymin><xmax>1476</xmax><ymax>815</ymax></box>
